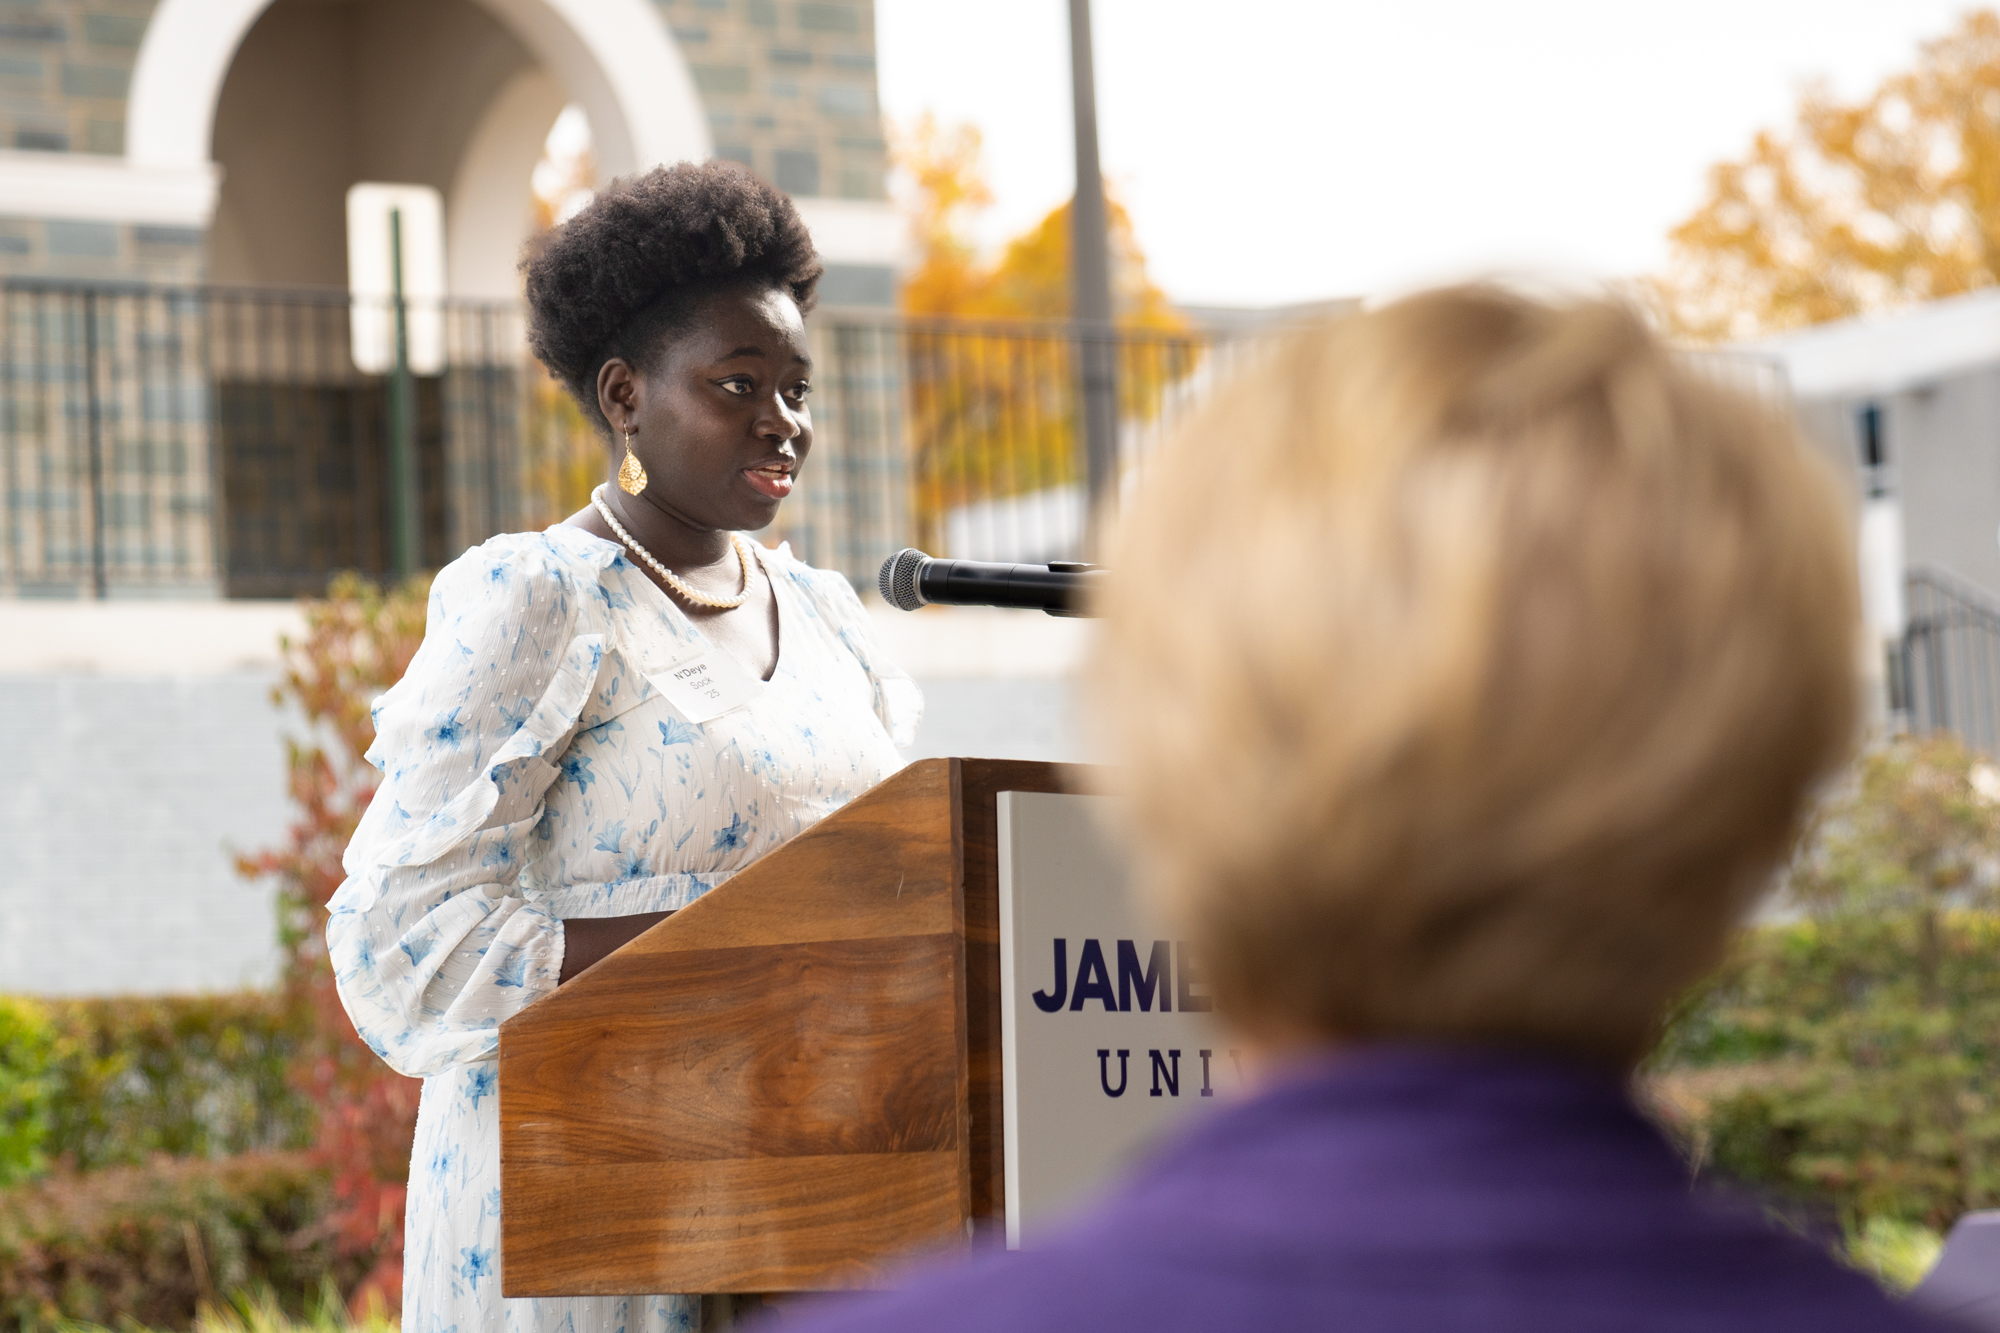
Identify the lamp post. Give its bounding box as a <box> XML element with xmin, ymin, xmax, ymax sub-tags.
<box><xmin>387</xmin><ymin>207</ymin><xmax>419</xmax><ymax>580</ymax></box>
<box><xmin>1069</xmin><ymin>0</ymin><xmax>1118</xmax><ymax>545</ymax></box>
<box><xmin>346</xmin><ymin>183</ymin><xmax>441</xmax><ymax>578</ymax></box>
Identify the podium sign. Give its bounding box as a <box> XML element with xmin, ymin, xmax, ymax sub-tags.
<box><xmin>996</xmin><ymin>791</ymin><xmax>1232</xmax><ymax>1247</ymax></box>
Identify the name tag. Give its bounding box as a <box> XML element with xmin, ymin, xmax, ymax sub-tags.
<box><xmin>645</xmin><ymin>646</ymin><xmax>762</xmax><ymax>724</ymax></box>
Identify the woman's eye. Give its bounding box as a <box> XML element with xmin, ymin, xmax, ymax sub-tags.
<box><xmin>788</xmin><ymin>383</ymin><xmax>812</xmax><ymax>402</ymax></box>
<box><xmin>719</xmin><ymin>378</ymin><xmax>753</xmax><ymax>396</ymax></box>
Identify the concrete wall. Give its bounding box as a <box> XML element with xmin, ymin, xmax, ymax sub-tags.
<box><xmin>0</xmin><ymin>671</ymin><xmax>295</xmax><ymax>995</ymax></box>
<box><xmin>0</xmin><ymin>598</ymin><xmax>1084</xmax><ymax>997</ymax></box>
<box><xmin>1889</xmin><ymin>369</ymin><xmax>2000</xmax><ymax>598</ymax></box>
<box><xmin>447</xmin><ymin>66</ymin><xmax>567</xmax><ymax>300</ymax></box>
<box><xmin>0</xmin><ymin>600</ymin><xmax>306</xmax><ymax>996</ymax></box>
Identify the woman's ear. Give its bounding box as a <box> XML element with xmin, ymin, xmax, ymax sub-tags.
<box><xmin>597</xmin><ymin>357</ymin><xmax>638</xmax><ymax>432</ymax></box>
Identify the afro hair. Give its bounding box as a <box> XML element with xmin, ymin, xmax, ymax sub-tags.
<box><xmin>521</xmin><ymin>159</ymin><xmax>823</xmax><ymax>434</ymax></box>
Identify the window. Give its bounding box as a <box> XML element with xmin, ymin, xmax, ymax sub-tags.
<box><xmin>1857</xmin><ymin>401</ymin><xmax>1888</xmax><ymax>498</ymax></box>
<box><xmin>775</xmin><ymin>149</ymin><xmax>820</xmax><ymax>196</ymax></box>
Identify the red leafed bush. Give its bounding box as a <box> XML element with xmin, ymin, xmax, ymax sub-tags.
<box><xmin>237</xmin><ymin>573</ymin><xmax>430</xmax><ymax>1316</ymax></box>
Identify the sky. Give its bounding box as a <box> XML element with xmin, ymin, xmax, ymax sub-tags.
<box><xmin>874</xmin><ymin>0</ymin><xmax>1985</xmax><ymax>308</ymax></box>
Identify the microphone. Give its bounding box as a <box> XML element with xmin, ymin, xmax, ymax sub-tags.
<box><xmin>877</xmin><ymin>548</ymin><xmax>1104</xmax><ymax>617</ymax></box>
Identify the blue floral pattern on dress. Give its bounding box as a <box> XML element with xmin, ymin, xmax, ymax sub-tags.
<box><xmin>326</xmin><ymin>526</ymin><xmax>919</xmax><ymax>1333</ymax></box>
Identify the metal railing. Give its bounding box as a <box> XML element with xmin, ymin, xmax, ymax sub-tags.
<box><xmin>771</xmin><ymin>313</ymin><xmax>1239</xmax><ymax>579</ymax></box>
<box><xmin>0</xmin><ymin>280</ymin><xmax>1231</xmax><ymax>599</ymax></box>
<box><xmin>1898</xmin><ymin>567</ymin><xmax>2000</xmax><ymax>756</ymax></box>
<box><xmin>2</xmin><ymin>281</ymin><xmax>532</xmax><ymax>598</ymax></box>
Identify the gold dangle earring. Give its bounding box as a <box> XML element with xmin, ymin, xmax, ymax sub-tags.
<box><xmin>617</xmin><ymin>426</ymin><xmax>648</xmax><ymax>496</ymax></box>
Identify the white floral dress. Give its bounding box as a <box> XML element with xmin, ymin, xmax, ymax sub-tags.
<box><xmin>326</xmin><ymin>525</ymin><xmax>920</xmax><ymax>1333</ymax></box>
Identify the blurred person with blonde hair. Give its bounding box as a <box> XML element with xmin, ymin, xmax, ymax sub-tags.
<box><xmin>782</xmin><ymin>285</ymin><xmax>1946</xmax><ymax>1331</ymax></box>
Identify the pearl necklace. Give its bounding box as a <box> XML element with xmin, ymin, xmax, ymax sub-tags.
<box><xmin>590</xmin><ymin>485</ymin><xmax>754</xmax><ymax>610</ymax></box>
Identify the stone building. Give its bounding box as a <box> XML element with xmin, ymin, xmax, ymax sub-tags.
<box><xmin>0</xmin><ymin>0</ymin><xmax>938</xmax><ymax>998</ymax></box>
<box><xmin>0</xmin><ymin>0</ymin><xmax>899</xmax><ymax>299</ymax></box>
<box><xmin>0</xmin><ymin>0</ymin><xmax>906</xmax><ymax>609</ymax></box>
<box><xmin>0</xmin><ymin>6</ymin><xmax>1129</xmax><ymax>998</ymax></box>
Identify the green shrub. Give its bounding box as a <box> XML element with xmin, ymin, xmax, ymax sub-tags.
<box><xmin>44</xmin><ymin>1282</ymin><xmax>401</xmax><ymax>1333</ymax></box>
<box><xmin>36</xmin><ymin>996</ymin><xmax>314</xmax><ymax>1174</ymax></box>
<box><xmin>1651</xmin><ymin>735</ymin><xmax>2000</xmax><ymax>1242</ymax></box>
<box><xmin>204</xmin><ymin>1284</ymin><xmax>399</xmax><ymax>1333</ymax></box>
<box><xmin>1848</xmin><ymin>1216</ymin><xmax>1945</xmax><ymax>1293</ymax></box>
<box><xmin>0</xmin><ymin>993</ymin><xmax>315</xmax><ymax>1182</ymax></box>
<box><xmin>0</xmin><ymin>1003</ymin><xmax>55</xmax><ymax>1187</ymax></box>
<box><xmin>0</xmin><ymin>1152</ymin><xmax>348</xmax><ymax>1333</ymax></box>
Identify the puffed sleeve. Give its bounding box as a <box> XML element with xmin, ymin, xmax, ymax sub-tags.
<box><xmin>325</xmin><ymin>537</ymin><xmax>605</xmax><ymax>1077</ymax></box>
<box><xmin>779</xmin><ymin>551</ymin><xmax>924</xmax><ymax>748</ymax></box>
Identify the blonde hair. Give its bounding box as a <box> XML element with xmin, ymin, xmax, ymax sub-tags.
<box><xmin>1090</xmin><ymin>285</ymin><xmax>1859</xmax><ymax>1066</ymax></box>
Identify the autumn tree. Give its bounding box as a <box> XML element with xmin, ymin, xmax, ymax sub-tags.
<box><xmin>892</xmin><ymin>114</ymin><xmax>1193</xmax><ymax>548</ymax></box>
<box><xmin>899</xmin><ymin>115</ymin><xmax>996</xmax><ymax>318</ymax></box>
<box><xmin>897</xmin><ymin>113</ymin><xmax>1181</xmax><ymax>328</ymax></box>
<box><xmin>1659</xmin><ymin>10</ymin><xmax>2000</xmax><ymax>341</ymax></box>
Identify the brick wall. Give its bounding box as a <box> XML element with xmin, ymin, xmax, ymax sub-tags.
<box><xmin>0</xmin><ymin>0</ymin><xmax>887</xmax><ymax>285</ymax></box>
<box><xmin>0</xmin><ymin>0</ymin><xmax>158</xmax><ymax>156</ymax></box>
<box><xmin>660</xmin><ymin>0</ymin><xmax>888</xmax><ymax>202</ymax></box>
<box><xmin>0</xmin><ymin>216</ymin><xmax>203</xmax><ymax>281</ymax></box>
<box><xmin>0</xmin><ymin>0</ymin><xmax>886</xmax><ymax>196</ymax></box>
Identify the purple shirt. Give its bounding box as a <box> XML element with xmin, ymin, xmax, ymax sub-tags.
<box><xmin>782</xmin><ymin>1045</ymin><xmax>1946</xmax><ymax>1333</ymax></box>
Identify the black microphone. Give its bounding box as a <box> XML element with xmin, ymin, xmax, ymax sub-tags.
<box><xmin>877</xmin><ymin>548</ymin><xmax>1104</xmax><ymax>617</ymax></box>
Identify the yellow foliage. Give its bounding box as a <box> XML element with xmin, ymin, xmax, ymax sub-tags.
<box><xmin>519</xmin><ymin>366</ymin><xmax>604</xmax><ymax>528</ymax></box>
<box><xmin>896</xmin><ymin>113</ymin><xmax>1181</xmax><ymax>331</ymax></box>
<box><xmin>1659</xmin><ymin>10</ymin><xmax>2000</xmax><ymax>341</ymax></box>
<box><xmin>899</xmin><ymin>115</ymin><xmax>994</xmax><ymax>318</ymax></box>
<box><xmin>892</xmin><ymin>116</ymin><xmax>1197</xmax><ymax>546</ymax></box>
<box><xmin>1846</xmin><ymin>1216</ymin><xmax>1944</xmax><ymax>1293</ymax></box>
<box><xmin>531</xmin><ymin>116</ymin><xmax>595</xmax><ymax>235</ymax></box>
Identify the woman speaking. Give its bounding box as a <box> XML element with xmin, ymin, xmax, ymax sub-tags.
<box><xmin>326</xmin><ymin>161</ymin><xmax>919</xmax><ymax>1333</ymax></box>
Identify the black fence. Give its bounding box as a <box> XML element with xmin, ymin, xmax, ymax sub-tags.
<box><xmin>1898</xmin><ymin>566</ymin><xmax>2000</xmax><ymax>756</ymax></box>
<box><xmin>0</xmin><ymin>280</ymin><xmax>1227</xmax><ymax>599</ymax></box>
<box><xmin>769</xmin><ymin>313</ymin><xmax>1236</xmax><ymax>582</ymax></box>
<box><xmin>1</xmin><ymin>281</ymin><xmax>532</xmax><ymax>598</ymax></box>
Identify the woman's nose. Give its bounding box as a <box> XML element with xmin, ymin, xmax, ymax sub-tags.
<box><xmin>758</xmin><ymin>396</ymin><xmax>804</xmax><ymax>441</ymax></box>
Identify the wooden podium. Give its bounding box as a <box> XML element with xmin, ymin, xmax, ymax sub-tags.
<box><xmin>498</xmin><ymin>757</ymin><xmax>1082</xmax><ymax>1296</ymax></box>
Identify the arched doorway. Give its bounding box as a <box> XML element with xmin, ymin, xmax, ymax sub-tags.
<box><xmin>126</xmin><ymin>0</ymin><xmax>708</xmax><ymax>196</ymax></box>
<box><xmin>122</xmin><ymin>0</ymin><xmax>708</xmax><ymax>593</ymax></box>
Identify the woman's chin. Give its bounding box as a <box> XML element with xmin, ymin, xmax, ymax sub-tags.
<box><xmin>723</xmin><ymin>497</ymin><xmax>784</xmax><ymax>533</ymax></box>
